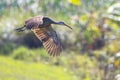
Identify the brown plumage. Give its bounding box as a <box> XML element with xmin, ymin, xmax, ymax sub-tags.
<box><xmin>15</xmin><ymin>15</ymin><xmax>72</xmax><ymax>56</ymax></box>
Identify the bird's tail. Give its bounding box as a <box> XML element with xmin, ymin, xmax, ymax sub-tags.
<box><xmin>15</xmin><ymin>26</ymin><xmax>26</xmax><ymax>32</ymax></box>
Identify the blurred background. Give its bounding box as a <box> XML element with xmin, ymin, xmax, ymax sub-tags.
<box><xmin>0</xmin><ymin>0</ymin><xmax>120</xmax><ymax>80</ymax></box>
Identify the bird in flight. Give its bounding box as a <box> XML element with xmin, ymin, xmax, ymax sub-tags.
<box><xmin>15</xmin><ymin>15</ymin><xmax>72</xmax><ymax>56</ymax></box>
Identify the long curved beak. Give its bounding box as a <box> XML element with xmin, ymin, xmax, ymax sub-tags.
<box><xmin>64</xmin><ymin>23</ymin><xmax>72</xmax><ymax>30</ymax></box>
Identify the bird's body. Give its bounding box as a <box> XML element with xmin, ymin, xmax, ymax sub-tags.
<box><xmin>15</xmin><ymin>15</ymin><xmax>72</xmax><ymax>56</ymax></box>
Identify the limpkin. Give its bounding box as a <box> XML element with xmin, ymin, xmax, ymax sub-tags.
<box><xmin>15</xmin><ymin>15</ymin><xmax>72</xmax><ymax>56</ymax></box>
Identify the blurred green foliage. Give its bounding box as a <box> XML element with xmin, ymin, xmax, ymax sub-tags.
<box><xmin>12</xmin><ymin>46</ymin><xmax>49</xmax><ymax>61</ymax></box>
<box><xmin>0</xmin><ymin>47</ymin><xmax>101</xmax><ymax>80</ymax></box>
<box><xmin>0</xmin><ymin>0</ymin><xmax>120</xmax><ymax>80</ymax></box>
<box><xmin>0</xmin><ymin>56</ymin><xmax>75</xmax><ymax>80</ymax></box>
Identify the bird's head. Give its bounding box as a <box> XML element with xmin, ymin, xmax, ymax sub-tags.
<box><xmin>43</xmin><ymin>17</ymin><xmax>72</xmax><ymax>30</ymax></box>
<box><xmin>58</xmin><ymin>21</ymin><xmax>72</xmax><ymax>30</ymax></box>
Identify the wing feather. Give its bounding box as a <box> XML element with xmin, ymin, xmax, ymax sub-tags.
<box><xmin>32</xmin><ymin>27</ymin><xmax>62</xmax><ymax>56</ymax></box>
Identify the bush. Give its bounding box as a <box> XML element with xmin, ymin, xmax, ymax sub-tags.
<box><xmin>0</xmin><ymin>43</ymin><xmax>16</xmax><ymax>55</ymax></box>
<box><xmin>12</xmin><ymin>46</ymin><xmax>35</xmax><ymax>61</ymax></box>
<box><xmin>12</xmin><ymin>46</ymin><xmax>49</xmax><ymax>62</ymax></box>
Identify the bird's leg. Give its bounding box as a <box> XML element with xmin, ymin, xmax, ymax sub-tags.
<box><xmin>15</xmin><ymin>26</ymin><xmax>26</xmax><ymax>32</ymax></box>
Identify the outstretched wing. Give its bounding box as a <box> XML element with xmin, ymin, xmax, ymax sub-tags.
<box><xmin>31</xmin><ymin>27</ymin><xmax>62</xmax><ymax>56</ymax></box>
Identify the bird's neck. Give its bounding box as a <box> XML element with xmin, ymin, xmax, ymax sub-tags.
<box><xmin>48</xmin><ymin>19</ymin><xmax>61</xmax><ymax>24</ymax></box>
<box><xmin>51</xmin><ymin>21</ymin><xmax>61</xmax><ymax>24</ymax></box>
<box><xmin>43</xmin><ymin>17</ymin><xmax>61</xmax><ymax>25</ymax></box>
